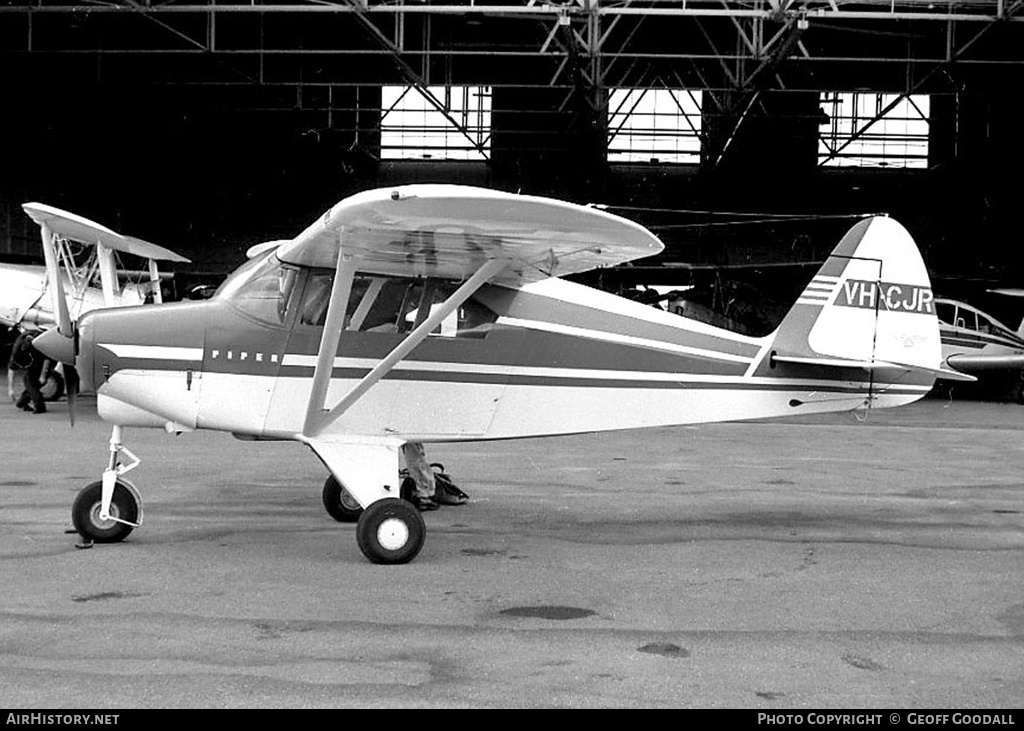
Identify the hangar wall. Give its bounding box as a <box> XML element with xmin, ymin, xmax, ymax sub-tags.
<box><xmin>1</xmin><ymin>2</ymin><xmax>1022</xmax><ymax>312</ymax></box>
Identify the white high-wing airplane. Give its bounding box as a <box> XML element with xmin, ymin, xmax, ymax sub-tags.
<box><xmin>33</xmin><ymin>184</ymin><xmax>971</xmax><ymax>564</ymax></box>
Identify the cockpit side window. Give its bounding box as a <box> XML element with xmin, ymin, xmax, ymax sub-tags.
<box><xmin>217</xmin><ymin>252</ymin><xmax>299</xmax><ymax>326</ymax></box>
<box><xmin>298</xmin><ymin>271</ymin><xmax>335</xmax><ymax>327</ymax></box>
<box><xmin>956</xmin><ymin>307</ymin><xmax>978</xmax><ymax>331</ymax></box>
<box><xmin>976</xmin><ymin>314</ymin><xmax>998</xmax><ymax>335</ymax></box>
<box><xmin>293</xmin><ymin>271</ymin><xmax>497</xmax><ymax>338</ymax></box>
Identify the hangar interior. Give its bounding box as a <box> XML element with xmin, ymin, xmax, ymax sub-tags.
<box><xmin>1</xmin><ymin>0</ymin><xmax>1023</xmax><ymax>335</ymax></box>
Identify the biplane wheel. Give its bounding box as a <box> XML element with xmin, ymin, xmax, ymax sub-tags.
<box><xmin>322</xmin><ymin>475</ymin><xmax>363</xmax><ymax>523</ymax></box>
<box><xmin>71</xmin><ymin>480</ymin><xmax>139</xmax><ymax>544</ymax></box>
<box><xmin>355</xmin><ymin>499</ymin><xmax>425</xmax><ymax>565</ymax></box>
<box><xmin>40</xmin><ymin>370</ymin><xmax>65</xmax><ymax>402</ymax></box>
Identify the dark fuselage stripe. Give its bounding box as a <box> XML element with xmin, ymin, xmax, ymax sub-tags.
<box><xmin>106</xmin><ymin>355</ymin><xmax>927</xmax><ymax>395</ymax></box>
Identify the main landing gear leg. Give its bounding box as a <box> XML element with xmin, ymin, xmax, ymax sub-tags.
<box><xmin>304</xmin><ymin>437</ymin><xmax>426</xmax><ymax>564</ymax></box>
<box><xmin>71</xmin><ymin>425</ymin><xmax>144</xmax><ymax>548</ymax></box>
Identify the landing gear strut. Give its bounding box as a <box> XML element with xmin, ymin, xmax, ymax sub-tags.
<box><xmin>72</xmin><ymin>426</ymin><xmax>143</xmax><ymax>544</ymax></box>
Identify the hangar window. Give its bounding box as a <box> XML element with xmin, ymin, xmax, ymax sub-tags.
<box><xmin>380</xmin><ymin>85</ymin><xmax>491</xmax><ymax>161</ymax></box>
<box><xmin>607</xmin><ymin>88</ymin><xmax>702</xmax><ymax>164</ymax></box>
<box><xmin>818</xmin><ymin>92</ymin><xmax>930</xmax><ymax>168</ymax></box>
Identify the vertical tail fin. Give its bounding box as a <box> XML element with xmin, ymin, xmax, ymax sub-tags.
<box><xmin>770</xmin><ymin>216</ymin><xmax>965</xmax><ymax>381</ymax></box>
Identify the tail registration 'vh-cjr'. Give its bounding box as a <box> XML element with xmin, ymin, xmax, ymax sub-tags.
<box><xmin>835</xmin><ymin>279</ymin><xmax>935</xmax><ymax>315</ymax></box>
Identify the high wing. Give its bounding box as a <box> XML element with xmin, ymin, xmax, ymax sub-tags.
<box><xmin>283</xmin><ymin>185</ymin><xmax>661</xmax><ymax>505</ymax></box>
<box><xmin>22</xmin><ymin>203</ymin><xmax>190</xmax><ymax>264</ymax></box>
<box><xmin>275</xmin><ymin>184</ymin><xmax>664</xmax><ymax>285</ymax></box>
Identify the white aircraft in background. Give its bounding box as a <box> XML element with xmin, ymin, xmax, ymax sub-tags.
<box><xmin>935</xmin><ymin>295</ymin><xmax>1024</xmax><ymax>400</ymax></box>
<box><xmin>33</xmin><ymin>184</ymin><xmax>970</xmax><ymax>564</ymax></box>
<box><xmin>1</xmin><ymin>204</ymin><xmax>190</xmax><ymax>328</ymax></box>
<box><xmin>1</xmin><ymin>204</ymin><xmax>190</xmax><ymax>402</ymax></box>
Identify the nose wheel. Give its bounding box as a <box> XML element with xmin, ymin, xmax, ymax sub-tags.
<box><xmin>71</xmin><ymin>479</ymin><xmax>141</xmax><ymax>543</ymax></box>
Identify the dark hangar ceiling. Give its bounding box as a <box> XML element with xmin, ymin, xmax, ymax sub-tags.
<box><xmin>1</xmin><ymin>1</ymin><xmax>1023</xmax><ymax>297</ymax></box>
<box><xmin>3</xmin><ymin>1</ymin><xmax>1022</xmax><ymax>92</ymax></box>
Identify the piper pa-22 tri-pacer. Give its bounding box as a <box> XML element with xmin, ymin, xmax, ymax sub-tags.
<box><xmin>33</xmin><ymin>184</ymin><xmax>972</xmax><ymax>564</ymax></box>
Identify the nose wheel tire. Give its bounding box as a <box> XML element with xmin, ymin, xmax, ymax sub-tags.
<box><xmin>322</xmin><ymin>475</ymin><xmax>364</xmax><ymax>523</ymax></box>
<box><xmin>355</xmin><ymin>499</ymin><xmax>425</xmax><ymax>564</ymax></box>
<box><xmin>71</xmin><ymin>480</ymin><xmax>139</xmax><ymax>543</ymax></box>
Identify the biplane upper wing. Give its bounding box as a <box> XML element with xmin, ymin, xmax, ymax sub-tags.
<box><xmin>274</xmin><ymin>184</ymin><xmax>664</xmax><ymax>284</ymax></box>
<box><xmin>22</xmin><ymin>203</ymin><xmax>190</xmax><ymax>263</ymax></box>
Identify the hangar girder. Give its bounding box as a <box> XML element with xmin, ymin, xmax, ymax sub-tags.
<box><xmin>2</xmin><ymin>0</ymin><xmax>1022</xmax><ymax>154</ymax></box>
<box><xmin>3</xmin><ymin>1</ymin><xmax>1023</xmax><ymax>79</ymax></box>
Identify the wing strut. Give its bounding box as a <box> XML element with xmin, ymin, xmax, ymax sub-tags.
<box><xmin>148</xmin><ymin>259</ymin><xmax>163</xmax><ymax>304</ymax></box>
<box><xmin>38</xmin><ymin>224</ymin><xmax>73</xmax><ymax>337</ymax></box>
<box><xmin>302</xmin><ymin>255</ymin><xmax>509</xmax><ymax>438</ymax></box>
<box><xmin>97</xmin><ymin>243</ymin><xmax>118</xmax><ymax>307</ymax></box>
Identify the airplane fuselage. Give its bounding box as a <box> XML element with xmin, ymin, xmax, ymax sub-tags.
<box><xmin>78</xmin><ymin>258</ymin><xmax>933</xmax><ymax>443</ymax></box>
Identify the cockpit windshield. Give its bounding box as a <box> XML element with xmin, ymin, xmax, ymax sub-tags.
<box><xmin>215</xmin><ymin>250</ymin><xmax>298</xmax><ymax>325</ymax></box>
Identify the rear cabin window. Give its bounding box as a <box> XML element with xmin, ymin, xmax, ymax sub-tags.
<box><xmin>296</xmin><ymin>272</ymin><xmax>498</xmax><ymax>338</ymax></box>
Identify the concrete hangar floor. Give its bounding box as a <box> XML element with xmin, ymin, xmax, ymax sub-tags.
<box><xmin>0</xmin><ymin>391</ymin><xmax>1021</xmax><ymax>709</ymax></box>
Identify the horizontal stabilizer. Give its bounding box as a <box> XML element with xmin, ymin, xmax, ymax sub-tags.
<box><xmin>945</xmin><ymin>353</ymin><xmax>1024</xmax><ymax>373</ymax></box>
<box><xmin>773</xmin><ymin>354</ymin><xmax>976</xmax><ymax>382</ymax></box>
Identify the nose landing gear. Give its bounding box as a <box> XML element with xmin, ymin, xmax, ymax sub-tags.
<box><xmin>71</xmin><ymin>425</ymin><xmax>143</xmax><ymax>546</ymax></box>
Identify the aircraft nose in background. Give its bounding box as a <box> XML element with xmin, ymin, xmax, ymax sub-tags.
<box><xmin>33</xmin><ymin>327</ymin><xmax>75</xmax><ymax>365</ymax></box>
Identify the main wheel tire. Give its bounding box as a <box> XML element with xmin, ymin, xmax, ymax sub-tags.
<box><xmin>355</xmin><ymin>499</ymin><xmax>425</xmax><ymax>565</ymax></box>
<box><xmin>40</xmin><ymin>370</ymin><xmax>65</xmax><ymax>402</ymax></box>
<box><xmin>322</xmin><ymin>475</ymin><xmax>363</xmax><ymax>523</ymax></box>
<box><xmin>71</xmin><ymin>480</ymin><xmax>139</xmax><ymax>543</ymax></box>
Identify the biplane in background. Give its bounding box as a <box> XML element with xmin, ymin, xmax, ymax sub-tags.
<box><xmin>1</xmin><ymin>205</ymin><xmax>190</xmax><ymax>401</ymax></box>
<box><xmin>34</xmin><ymin>184</ymin><xmax>970</xmax><ymax>564</ymax></box>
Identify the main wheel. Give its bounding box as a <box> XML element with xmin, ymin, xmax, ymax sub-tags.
<box><xmin>355</xmin><ymin>499</ymin><xmax>425</xmax><ymax>565</ymax></box>
<box><xmin>71</xmin><ymin>480</ymin><xmax>139</xmax><ymax>543</ymax></box>
<box><xmin>322</xmin><ymin>475</ymin><xmax>363</xmax><ymax>523</ymax></box>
